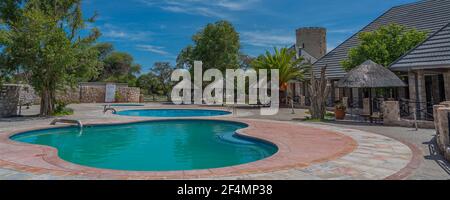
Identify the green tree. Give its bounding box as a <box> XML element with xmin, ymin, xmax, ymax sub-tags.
<box><xmin>92</xmin><ymin>42</ymin><xmax>114</xmax><ymax>61</ymax></box>
<box><xmin>252</xmin><ymin>47</ymin><xmax>308</xmax><ymax>91</ymax></box>
<box><xmin>151</xmin><ymin>62</ymin><xmax>175</xmax><ymax>101</ymax></box>
<box><xmin>0</xmin><ymin>0</ymin><xmax>101</xmax><ymax>115</ymax></box>
<box><xmin>137</xmin><ymin>72</ymin><xmax>162</xmax><ymax>101</ymax></box>
<box><xmin>100</xmin><ymin>52</ymin><xmax>141</xmax><ymax>86</ymax></box>
<box><xmin>0</xmin><ymin>0</ymin><xmax>24</xmax><ymax>85</ymax></box>
<box><xmin>177</xmin><ymin>20</ymin><xmax>240</xmax><ymax>72</ymax></box>
<box><xmin>341</xmin><ymin>24</ymin><xmax>427</xmax><ymax>71</ymax></box>
<box><xmin>0</xmin><ymin>0</ymin><xmax>24</xmax><ymax>25</ymax></box>
<box><xmin>176</xmin><ymin>45</ymin><xmax>194</xmax><ymax>69</ymax></box>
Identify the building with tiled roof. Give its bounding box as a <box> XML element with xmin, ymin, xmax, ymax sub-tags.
<box><xmin>299</xmin><ymin>0</ymin><xmax>450</xmax><ymax>119</ymax></box>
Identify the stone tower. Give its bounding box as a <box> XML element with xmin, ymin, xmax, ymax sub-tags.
<box><xmin>296</xmin><ymin>27</ymin><xmax>327</xmax><ymax>59</ymax></box>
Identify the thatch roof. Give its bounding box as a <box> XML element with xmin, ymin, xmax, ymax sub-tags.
<box><xmin>337</xmin><ymin>60</ymin><xmax>407</xmax><ymax>88</ymax></box>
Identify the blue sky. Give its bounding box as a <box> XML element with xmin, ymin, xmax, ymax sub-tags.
<box><xmin>82</xmin><ymin>0</ymin><xmax>418</xmax><ymax>72</ymax></box>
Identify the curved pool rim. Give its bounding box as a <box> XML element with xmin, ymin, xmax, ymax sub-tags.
<box><xmin>114</xmin><ymin>108</ymin><xmax>232</xmax><ymax>118</ymax></box>
<box><xmin>106</xmin><ymin>104</ymin><xmax>145</xmax><ymax>107</ymax></box>
<box><xmin>8</xmin><ymin>119</ymin><xmax>279</xmax><ymax>172</ymax></box>
<box><xmin>1</xmin><ymin>118</ymin><xmax>363</xmax><ymax>180</ymax></box>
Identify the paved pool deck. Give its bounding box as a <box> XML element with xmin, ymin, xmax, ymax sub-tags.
<box><xmin>0</xmin><ymin>103</ymin><xmax>448</xmax><ymax>180</ymax></box>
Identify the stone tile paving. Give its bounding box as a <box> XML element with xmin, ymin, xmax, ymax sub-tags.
<box><xmin>215</xmin><ymin>121</ymin><xmax>413</xmax><ymax>180</ymax></box>
<box><xmin>314</xmin><ymin>122</ymin><xmax>450</xmax><ymax>180</ymax></box>
<box><xmin>0</xmin><ymin>104</ymin><xmax>439</xmax><ymax>180</ymax></box>
<box><xmin>238</xmin><ymin>109</ymin><xmax>450</xmax><ymax>180</ymax></box>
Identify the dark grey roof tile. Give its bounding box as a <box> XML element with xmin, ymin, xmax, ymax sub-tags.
<box><xmin>390</xmin><ymin>22</ymin><xmax>450</xmax><ymax>70</ymax></box>
<box><xmin>313</xmin><ymin>0</ymin><xmax>450</xmax><ymax>78</ymax></box>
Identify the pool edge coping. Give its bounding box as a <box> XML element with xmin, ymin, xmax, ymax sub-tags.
<box><xmin>0</xmin><ymin>118</ymin><xmax>359</xmax><ymax>179</ymax></box>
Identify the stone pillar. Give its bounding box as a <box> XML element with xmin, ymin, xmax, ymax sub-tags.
<box><xmin>383</xmin><ymin>101</ymin><xmax>400</xmax><ymax>126</ymax></box>
<box><xmin>443</xmin><ymin>70</ymin><xmax>450</xmax><ymax>101</ymax></box>
<box><xmin>139</xmin><ymin>94</ymin><xmax>144</xmax><ymax>103</ymax></box>
<box><xmin>0</xmin><ymin>85</ymin><xmax>20</xmax><ymax>117</ymax></box>
<box><xmin>417</xmin><ymin>70</ymin><xmax>427</xmax><ymax>118</ymax></box>
<box><xmin>333</xmin><ymin>87</ymin><xmax>344</xmax><ymax>103</ymax></box>
<box><xmin>295</xmin><ymin>82</ymin><xmax>301</xmax><ymax>97</ymax></box>
<box><xmin>363</xmin><ymin>98</ymin><xmax>370</xmax><ymax>115</ymax></box>
<box><xmin>435</xmin><ymin>104</ymin><xmax>450</xmax><ymax>161</ymax></box>
<box><xmin>408</xmin><ymin>71</ymin><xmax>417</xmax><ymax>102</ymax></box>
<box><xmin>328</xmin><ymin>81</ymin><xmax>335</xmax><ymax>106</ymax></box>
<box><xmin>300</xmin><ymin>95</ymin><xmax>306</xmax><ymax>106</ymax></box>
<box><xmin>434</xmin><ymin>104</ymin><xmax>446</xmax><ymax>137</ymax></box>
<box><xmin>408</xmin><ymin>70</ymin><xmax>427</xmax><ymax>118</ymax></box>
<box><xmin>342</xmin><ymin>97</ymin><xmax>348</xmax><ymax>108</ymax></box>
<box><xmin>352</xmin><ymin>88</ymin><xmax>359</xmax><ymax>107</ymax></box>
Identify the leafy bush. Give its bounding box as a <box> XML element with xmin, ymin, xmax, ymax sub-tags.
<box><xmin>115</xmin><ymin>91</ymin><xmax>123</xmax><ymax>102</ymax></box>
<box><xmin>52</xmin><ymin>100</ymin><xmax>74</xmax><ymax>116</ymax></box>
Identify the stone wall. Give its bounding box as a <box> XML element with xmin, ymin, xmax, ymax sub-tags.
<box><xmin>79</xmin><ymin>85</ymin><xmax>105</xmax><ymax>103</ymax></box>
<box><xmin>0</xmin><ymin>83</ymin><xmax>141</xmax><ymax>117</ymax></box>
<box><xmin>77</xmin><ymin>83</ymin><xmax>140</xmax><ymax>103</ymax></box>
<box><xmin>0</xmin><ymin>85</ymin><xmax>20</xmax><ymax>117</ymax></box>
<box><xmin>18</xmin><ymin>84</ymin><xmax>40</xmax><ymax>105</ymax></box>
<box><xmin>56</xmin><ymin>87</ymin><xmax>80</xmax><ymax>104</ymax></box>
<box><xmin>116</xmin><ymin>87</ymin><xmax>141</xmax><ymax>103</ymax></box>
<box><xmin>383</xmin><ymin>101</ymin><xmax>435</xmax><ymax>129</ymax></box>
<box><xmin>433</xmin><ymin>102</ymin><xmax>450</xmax><ymax>161</ymax></box>
<box><xmin>383</xmin><ymin>101</ymin><xmax>401</xmax><ymax>125</ymax></box>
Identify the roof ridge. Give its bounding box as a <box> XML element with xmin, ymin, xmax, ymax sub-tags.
<box><xmin>389</xmin><ymin>21</ymin><xmax>450</xmax><ymax>69</ymax></box>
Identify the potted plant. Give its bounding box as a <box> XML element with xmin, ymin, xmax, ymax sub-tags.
<box><xmin>334</xmin><ymin>101</ymin><xmax>347</xmax><ymax>120</ymax></box>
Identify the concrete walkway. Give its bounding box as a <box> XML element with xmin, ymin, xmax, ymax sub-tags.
<box><xmin>236</xmin><ymin>108</ymin><xmax>450</xmax><ymax>180</ymax></box>
<box><xmin>0</xmin><ymin>103</ymin><xmax>448</xmax><ymax>180</ymax></box>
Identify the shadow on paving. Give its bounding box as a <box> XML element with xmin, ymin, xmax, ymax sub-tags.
<box><xmin>423</xmin><ymin>137</ymin><xmax>450</xmax><ymax>176</ymax></box>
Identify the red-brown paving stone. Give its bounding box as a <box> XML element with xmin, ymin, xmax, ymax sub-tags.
<box><xmin>0</xmin><ymin>118</ymin><xmax>358</xmax><ymax>179</ymax></box>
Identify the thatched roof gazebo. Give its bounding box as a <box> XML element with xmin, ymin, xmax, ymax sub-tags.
<box><xmin>337</xmin><ymin>60</ymin><xmax>406</xmax><ymax>88</ymax></box>
<box><xmin>337</xmin><ymin>60</ymin><xmax>406</xmax><ymax>122</ymax></box>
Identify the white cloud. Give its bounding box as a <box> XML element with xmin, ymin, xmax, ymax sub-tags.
<box><xmin>328</xmin><ymin>28</ymin><xmax>357</xmax><ymax>34</ymax></box>
<box><xmin>241</xmin><ymin>31</ymin><xmax>295</xmax><ymax>48</ymax></box>
<box><xmin>137</xmin><ymin>0</ymin><xmax>260</xmax><ymax>18</ymax></box>
<box><xmin>101</xmin><ymin>24</ymin><xmax>153</xmax><ymax>41</ymax></box>
<box><xmin>136</xmin><ymin>44</ymin><xmax>170</xmax><ymax>56</ymax></box>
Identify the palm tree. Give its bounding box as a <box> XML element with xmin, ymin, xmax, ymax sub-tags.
<box><xmin>252</xmin><ymin>47</ymin><xmax>309</xmax><ymax>103</ymax></box>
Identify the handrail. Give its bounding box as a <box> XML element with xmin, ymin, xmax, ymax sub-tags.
<box><xmin>104</xmin><ymin>107</ymin><xmax>117</xmax><ymax>114</ymax></box>
<box><xmin>50</xmin><ymin>119</ymin><xmax>83</xmax><ymax>128</ymax></box>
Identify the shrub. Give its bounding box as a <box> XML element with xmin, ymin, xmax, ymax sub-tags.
<box><xmin>52</xmin><ymin>100</ymin><xmax>74</xmax><ymax>116</ymax></box>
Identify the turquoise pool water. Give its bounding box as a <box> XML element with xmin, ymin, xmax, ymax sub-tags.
<box><xmin>116</xmin><ymin>109</ymin><xmax>231</xmax><ymax>117</ymax></box>
<box><xmin>108</xmin><ymin>104</ymin><xmax>144</xmax><ymax>107</ymax></box>
<box><xmin>11</xmin><ymin>120</ymin><xmax>277</xmax><ymax>171</ymax></box>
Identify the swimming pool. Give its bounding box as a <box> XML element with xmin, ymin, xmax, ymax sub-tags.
<box><xmin>11</xmin><ymin>120</ymin><xmax>277</xmax><ymax>171</ymax></box>
<box><xmin>116</xmin><ymin>109</ymin><xmax>231</xmax><ymax>117</ymax></box>
<box><xmin>108</xmin><ymin>104</ymin><xmax>144</xmax><ymax>107</ymax></box>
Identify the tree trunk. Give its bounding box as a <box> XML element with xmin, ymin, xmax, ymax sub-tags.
<box><xmin>308</xmin><ymin>65</ymin><xmax>330</xmax><ymax>120</ymax></box>
<box><xmin>40</xmin><ymin>88</ymin><xmax>55</xmax><ymax>116</ymax></box>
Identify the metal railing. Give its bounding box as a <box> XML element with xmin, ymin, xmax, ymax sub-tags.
<box><xmin>103</xmin><ymin>105</ymin><xmax>117</xmax><ymax>114</ymax></box>
<box><xmin>399</xmin><ymin>99</ymin><xmax>434</xmax><ymax>121</ymax></box>
<box><xmin>50</xmin><ymin>119</ymin><xmax>83</xmax><ymax>128</ymax></box>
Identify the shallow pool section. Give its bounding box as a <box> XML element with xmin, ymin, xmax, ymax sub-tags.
<box><xmin>116</xmin><ymin>109</ymin><xmax>231</xmax><ymax>117</ymax></box>
<box><xmin>11</xmin><ymin>120</ymin><xmax>277</xmax><ymax>171</ymax></box>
